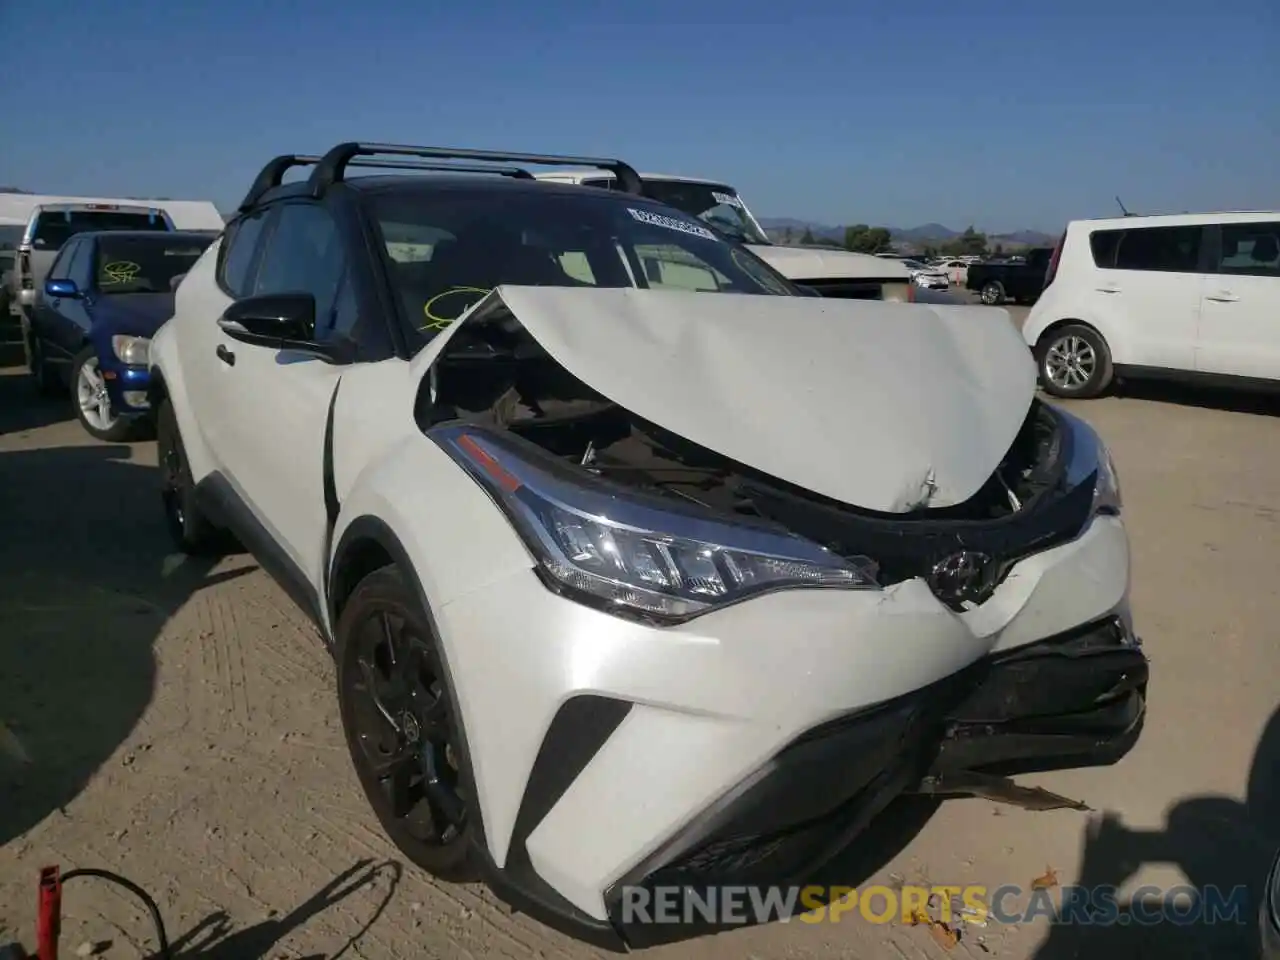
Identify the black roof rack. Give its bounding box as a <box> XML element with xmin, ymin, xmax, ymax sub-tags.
<box><xmin>238</xmin><ymin>154</ymin><xmax>538</xmax><ymax>212</ymax></box>
<box><xmin>305</xmin><ymin>142</ymin><xmax>645</xmax><ymax>200</ymax></box>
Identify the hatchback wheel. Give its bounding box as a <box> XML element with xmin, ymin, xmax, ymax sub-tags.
<box><xmin>336</xmin><ymin>566</ymin><xmax>478</xmax><ymax>882</ymax></box>
<box><xmin>1036</xmin><ymin>324</ymin><xmax>1114</xmax><ymax>399</ymax></box>
<box><xmin>72</xmin><ymin>348</ymin><xmax>136</xmax><ymax>442</ymax></box>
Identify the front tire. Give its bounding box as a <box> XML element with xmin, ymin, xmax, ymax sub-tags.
<box><xmin>1036</xmin><ymin>323</ymin><xmax>1114</xmax><ymax>399</ymax></box>
<box><xmin>336</xmin><ymin>565</ymin><xmax>479</xmax><ymax>882</ymax></box>
<box><xmin>980</xmin><ymin>281</ymin><xmax>1005</xmax><ymax>305</ymax></box>
<box><xmin>156</xmin><ymin>398</ymin><xmax>224</xmax><ymax>554</ymax></box>
<box><xmin>71</xmin><ymin>348</ymin><xmax>137</xmax><ymax>442</ymax></box>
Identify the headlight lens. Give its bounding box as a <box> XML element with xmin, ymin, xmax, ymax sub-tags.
<box><xmin>432</xmin><ymin>425</ymin><xmax>879</xmax><ymax>623</ymax></box>
<box><xmin>111</xmin><ymin>335</ymin><xmax>151</xmax><ymax>366</ymax></box>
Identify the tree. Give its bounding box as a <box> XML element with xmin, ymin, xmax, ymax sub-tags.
<box><xmin>993</xmin><ymin>242</ymin><xmax>1004</xmax><ymax>256</ymax></box>
<box><xmin>842</xmin><ymin>224</ymin><xmax>893</xmax><ymax>254</ymax></box>
<box><xmin>783</xmin><ymin>226</ymin><xmax>794</xmax><ymax>244</ymax></box>
<box><xmin>800</xmin><ymin>227</ymin><xmax>816</xmax><ymax>245</ymax></box>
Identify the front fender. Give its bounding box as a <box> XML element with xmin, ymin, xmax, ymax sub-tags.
<box><xmin>328</xmin><ymin>433</ymin><xmax>535</xmax><ymax>625</ymax></box>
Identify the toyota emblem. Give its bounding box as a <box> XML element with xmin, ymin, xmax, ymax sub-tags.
<box><xmin>928</xmin><ymin>550</ymin><xmax>996</xmax><ymax>606</ymax></box>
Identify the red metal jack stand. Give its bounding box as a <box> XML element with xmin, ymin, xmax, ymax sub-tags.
<box><xmin>36</xmin><ymin>866</ymin><xmax>60</xmax><ymax>960</ymax></box>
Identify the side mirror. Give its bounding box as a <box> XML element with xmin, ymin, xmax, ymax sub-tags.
<box><xmin>45</xmin><ymin>278</ymin><xmax>80</xmax><ymax>299</ymax></box>
<box><xmin>219</xmin><ymin>292</ymin><xmax>317</xmax><ymax>345</ymax></box>
<box><xmin>216</xmin><ymin>293</ymin><xmax>353</xmax><ymax>363</ymax></box>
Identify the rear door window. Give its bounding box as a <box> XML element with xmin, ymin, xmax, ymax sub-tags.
<box><xmin>1215</xmin><ymin>221</ymin><xmax>1280</xmax><ymax>278</ymax></box>
<box><xmin>31</xmin><ymin>210</ymin><xmax>170</xmax><ymax>250</ymax></box>
<box><xmin>1101</xmin><ymin>226</ymin><xmax>1203</xmax><ymax>273</ymax></box>
<box><xmin>219</xmin><ymin>209</ymin><xmax>271</xmax><ymax>297</ymax></box>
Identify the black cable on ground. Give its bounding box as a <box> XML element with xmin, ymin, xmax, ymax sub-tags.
<box><xmin>59</xmin><ymin>869</ymin><xmax>171</xmax><ymax>960</ymax></box>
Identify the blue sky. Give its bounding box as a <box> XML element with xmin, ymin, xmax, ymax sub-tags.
<box><xmin>1</xmin><ymin>1</ymin><xmax>1275</xmax><ymax>232</ymax></box>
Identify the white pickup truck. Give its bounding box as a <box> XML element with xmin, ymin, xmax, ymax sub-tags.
<box><xmin>531</xmin><ymin>171</ymin><xmax>917</xmax><ymax>302</ymax></box>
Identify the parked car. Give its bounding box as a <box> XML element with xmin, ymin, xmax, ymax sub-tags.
<box><xmin>935</xmin><ymin>258</ymin><xmax>970</xmax><ymax>286</ymax></box>
<box><xmin>902</xmin><ymin>259</ymin><xmax>950</xmax><ymax>290</ymax></box>
<box><xmin>530</xmin><ymin>171</ymin><xmax>918</xmax><ymax>303</ymax></box>
<box><xmin>30</xmin><ymin>230</ymin><xmax>214</xmax><ymax>439</ymax></box>
<box><xmin>150</xmin><ymin>140</ymin><xmax>1146</xmax><ymax>951</ymax></box>
<box><xmin>1023</xmin><ymin>211</ymin><xmax>1280</xmax><ymax>398</ymax></box>
<box><xmin>966</xmin><ymin>247</ymin><xmax>1053</xmax><ymax>305</ymax></box>
<box><xmin>1264</xmin><ymin>846</ymin><xmax>1280</xmax><ymax>959</ymax></box>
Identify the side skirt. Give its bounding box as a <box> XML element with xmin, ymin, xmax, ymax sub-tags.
<box><xmin>193</xmin><ymin>471</ymin><xmax>328</xmax><ymax>637</ymax></box>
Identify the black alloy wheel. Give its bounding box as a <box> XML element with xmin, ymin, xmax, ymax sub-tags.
<box><xmin>156</xmin><ymin>399</ymin><xmax>221</xmax><ymax>554</ymax></box>
<box><xmin>336</xmin><ymin>566</ymin><xmax>477</xmax><ymax>881</ymax></box>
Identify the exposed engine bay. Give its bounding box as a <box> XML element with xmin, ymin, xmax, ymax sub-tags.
<box><xmin>419</xmin><ymin>310</ymin><xmax>1095</xmax><ymax>608</ymax></box>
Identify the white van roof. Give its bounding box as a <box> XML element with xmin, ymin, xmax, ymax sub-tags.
<box><xmin>0</xmin><ymin>193</ymin><xmax>225</xmax><ymax>231</ymax></box>
<box><xmin>1070</xmin><ymin>210</ymin><xmax>1280</xmax><ymax>231</ymax></box>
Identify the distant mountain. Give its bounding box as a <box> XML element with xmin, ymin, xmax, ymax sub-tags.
<box><xmin>756</xmin><ymin>218</ymin><xmax>1054</xmax><ymax>249</ymax></box>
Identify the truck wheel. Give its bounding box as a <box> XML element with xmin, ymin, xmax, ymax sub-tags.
<box><xmin>1036</xmin><ymin>324</ymin><xmax>1114</xmax><ymax>399</ymax></box>
<box><xmin>980</xmin><ymin>281</ymin><xmax>1005</xmax><ymax>305</ymax></box>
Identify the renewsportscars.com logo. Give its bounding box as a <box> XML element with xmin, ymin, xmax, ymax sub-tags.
<box><xmin>618</xmin><ymin>883</ymin><xmax>1253</xmax><ymax>927</ymax></box>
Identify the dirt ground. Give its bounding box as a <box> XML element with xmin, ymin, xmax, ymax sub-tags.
<box><xmin>3</xmin><ymin>310</ymin><xmax>1279</xmax><ymax>959</ymax></box>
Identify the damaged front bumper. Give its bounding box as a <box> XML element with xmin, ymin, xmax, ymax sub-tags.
<box><xmin>607</xmin><ymin>615</ymin><xmax>1145</xmax><ymax>947</ymax></box>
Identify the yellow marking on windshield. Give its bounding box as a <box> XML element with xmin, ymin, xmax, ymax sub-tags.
<box><xmin>422</xmin><ymin>287</ymin><xmax>491</xmax><ymax>331</ymax></box>
<box><xmin>101</xmin><ymin>261</ymin><xmax>142</xmax><ymax>284</ymax></box>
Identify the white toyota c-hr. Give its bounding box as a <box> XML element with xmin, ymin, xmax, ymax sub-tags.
<box><xmin>147</xmin><ymin>141</ymin><xmax>1148</xmax><ymax>950</ymax></box>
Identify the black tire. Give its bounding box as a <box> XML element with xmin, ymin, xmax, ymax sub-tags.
<box><xmin>980</xmin><ymin>281</ymin><xmax>1005</xmax><ymax>305</ymax></box>
<box><xmin>70</xmin><ymin>347</ymin><xmax>138</xmax><ymax>442</ymax></box>
<box><xmin>156</xmin><ymin>398</ymin><xmax>223</xmax><ymax>554</ymax></box>
<box><xmin>28</xmin><ymin>332</ymin><xmax>62</xmax><ymax>397</ymax></box>
<box><xmin>336</xmin><ymin>565</ymin><xmax>479</xmax><ymax>882</ymax></box>
<box><xmin>1035</xmin><ymin>323</ymin><xmax>1114</xmax><ymax>399</ymax></box>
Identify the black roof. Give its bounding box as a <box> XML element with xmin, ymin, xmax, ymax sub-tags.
<box><xmin>239</xmin><ymin>142</ymin><xmax>646</xmax><ymax>213</ymax></box>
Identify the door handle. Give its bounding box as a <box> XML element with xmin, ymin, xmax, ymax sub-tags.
<box><xmin>1205</xmin><ymin>292</ymin><xmax>1239</xmax><ymax>303</ymax></box>
<box><xmin>1096</xmin><ymin>285</ymin><xmax>1121</xmax><ymax>294</ymax></box>
<box><xmin>216</xmin><ymin>344</ymin><xmax>236</xmax><ymax>366</ymax></box>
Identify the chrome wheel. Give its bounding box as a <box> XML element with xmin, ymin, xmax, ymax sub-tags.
<box><xmin>1044</xmin><ymin>334</ymin><xmax>1097</xmax><ymax>390</ymax></box>
<box><xmin>981</xmin><ymin>283</ymin><xmax>1002</xmax><ymax>305</ymax></box>
<box><xmin>76</xmin><ymin>355</ymin><xmax>117</xmax><ymax>433</ymax></box>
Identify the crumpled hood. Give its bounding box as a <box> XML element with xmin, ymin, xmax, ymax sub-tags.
<box><xmin>745</xmin><ymin>243</ymin><xmax>911</xmax><ymax>281</ymax></box>
<box><xmin>88</xmin><ymin>292</ymin><xmax>176</xmax><ymax>337</ymax></box>
<box><xmin>459</xmin><ymin>286</ymin><xmax>1037</xmax><ymax>513</ymax></box>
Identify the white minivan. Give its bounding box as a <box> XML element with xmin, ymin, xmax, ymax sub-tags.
<box><xmin>1023</xmin><ymin>211</ymin><xmax>1280</xmax><ymax>398</ymax></box>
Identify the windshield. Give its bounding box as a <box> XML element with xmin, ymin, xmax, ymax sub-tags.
<box><xmin>580</xmin><ymin>177</ymin><xmax>771</xmax><ymax>245</ymax></box>
<box><xmin>93</xmin><ymin>235</ymin><xmax>213</xmax><ymax>294</ymax></box>
<box><xmin>32</xmin><ymin>210</ymin><xmax>171</xmax><ymax>250</ymax></box>
<box><xmin>371</xmin><ymin>188</ymin><xmax>796</xmax><ymax>344</ymax></box>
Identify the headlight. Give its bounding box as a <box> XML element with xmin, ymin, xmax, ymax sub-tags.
<box><xmin>1061</xmin><ymin>408</ymin><xmax>1121</xmax><ymax>517</ymax></box>
<box><xmin>111</xmin><ymin>335</ymin><xmax>151</xmax><ymax>366</ymax></box>
<box><xmin>432</xmin><ymin>425</ymin><xmax>879</xmax><ymax>623</ymax></box>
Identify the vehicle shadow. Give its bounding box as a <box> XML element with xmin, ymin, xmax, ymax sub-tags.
<box><xmin>1030</xmin><ymin>704</ymin><xmax>1280</xmax><ymax>958</ymax></box>
<box><xmin>0</xmin><ymin>367</ymin><xmax>72</xmax><ymax>436</ymax></box>
<box><xmin>0</xmin><ymin>443</ymin><xmax>252</xmax><ymax>846</ymax></box>
<box><xmin>159</xmin><ymin>859</ymin><xmax>402</xmax><ymax>960</ymax></box>
<box><xmin>1112</xmin><ymin>377</ymin><xmax>1280</xmax><ymax>417</ymax></box>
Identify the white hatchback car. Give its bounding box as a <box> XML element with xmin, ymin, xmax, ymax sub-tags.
<box><xmin>149</xmin><ymin>142</ymin><xmax>1147</xmax><ymax>950</ymax></box>
<box><xmin>1025</xmin><ymin>211</ymin><xmax>1280</xmax><ymax>398</ymax></box>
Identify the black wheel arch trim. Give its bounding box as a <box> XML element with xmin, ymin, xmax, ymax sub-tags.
<box><xmin>327</xmin><ymin>514</ymin><xmax>629</xmax><ymax>950</ymax></box>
